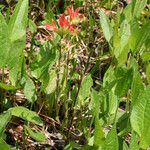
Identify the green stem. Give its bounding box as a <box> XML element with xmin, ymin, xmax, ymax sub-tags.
<box><xmin>64</xmin><ymin>50</ymin><xmax>70</xmax><ymax>126</ymax></box>
<box><xmin>55</xmin><ymin>46</ymin><xmax>61</xmax><ymax>120</ymax></box>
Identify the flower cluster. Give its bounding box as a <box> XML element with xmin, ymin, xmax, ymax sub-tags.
<box><xmin>45</xmin><ymin>5</ymin><xmax>83</xmax><ymax>33</ymax></box>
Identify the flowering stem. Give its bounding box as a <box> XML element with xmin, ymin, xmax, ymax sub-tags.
<box><xmin>63</xmin><ymin>50</ymin><xmax>70</xmax><ymax>126</ymax></box>
<box><xmin>55</xmin><ymin>45</ymin><xmax>62</xmax><ymax>120</ymax></box>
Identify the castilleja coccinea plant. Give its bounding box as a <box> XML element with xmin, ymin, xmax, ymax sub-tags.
<box><xmin>45</xmin><ymin>5</ymin><xmax>84</xmax><ymax>33</ymax></box>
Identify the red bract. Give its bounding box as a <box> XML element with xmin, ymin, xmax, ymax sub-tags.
<box><xmin>67</xmin><ymin>5</ymin><xmax>79</xmax><ymax>21</ymax></box>
<box><xmin>67</xmin><ymin>5</ymin><xmax>84</xmax><ymax>21</ymax></box>
<box><xmin>58</xmin><ymin>14</ymin><xmax>70</xmax><ymax>28</ymax></box>
<box><xmin>45</xmin><ymin>20</ymin><xmax>57</xmax><ymax>31</ymax></box>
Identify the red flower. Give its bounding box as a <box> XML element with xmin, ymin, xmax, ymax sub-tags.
<box><xmin>45</xmin><ymin>5</ymin><xmax>84</xmax><ymax>33</ymax></box>
<box><xmin>58</xmin><ymin>13</ymin><xmax>76</xmax><ymax>32</ymax></box>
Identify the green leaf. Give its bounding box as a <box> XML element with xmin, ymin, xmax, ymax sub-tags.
<box><xmin>31</xmin><ymin>41</ymin><xmax>58</xmax><ymax>80</ymax></box>
<box><xmin>113</xmin><ymin>20</ymin><xmax>130</xmax><ymax>64</ymax></box>
<box><xmin>0</xmin><ymin>82</ymin><xmax>16</xmax><ymax>90</ymax></box>
<box><xmin>91</xmin><ymin>90</ymin><xmax>105</xmax><ymax>147</ymax></box>
<box><xmin>146</xmin><ymin>64</ymin><xmax>150</xmax><ymax>84</ymax></box>
<box><xmin>24</xmin><ymin>77</ymin><xmax>37</xmax><ymax>103</ymax></box>
<box><xmin>8</xmin><ymin>0</ymin><xmax>29</xmax><ymax>86</ymax></box>
<box><xmin>108</xmin><ymin>88</ymin><xmax>118</xmax><ymax>115</ymax></box>
<box><xmin>129</xmin><ymin>20</ymin><xmax>141</xmax><ymax>53</ymax></box>
<box><xmin>117</xmin><ymin>113</ymin><xmax>130</xmax><ymax>136</ymax></box>
<box><xmin>115</xmin><ymin>66</ymin><xmax>133</xmax><ymax>97</ymax></box>
<box><xmin>102</xmin><ymin>125</ymin><xmax>118</xmax><ymax>150</ymax></box>
<box><xmin>130</xmin><ymin>86</ymin><xmax>150</xmax><ymax>149</ymax></box>
<box><xmin>129</xmin><ymin>131</ymin><xmax>139</xmax><ymax>150</ymax></box>
<box><xmin>117</xmin><ymin>20</ymin><xmax>130</xmax><ymax>64</ymax></box>
<box><xmin>123</xmin><ymin>3</ymin><xmax>132</xmax><ymax>22</ymax></box>
<box><xmin>131</xmin><ymin>71</ymin><xmax>144</xmax><ymax>105</ymax></box>
<box><xmin>122</xmin><ymin>141</ymin><xmax>129</xmax><ymax>150</ymax></box>
<box><xmin>24</xmin><ymin>125</ymin><xmax>46</xmax><ymax>142</ymax></box>
<box><xmin>0</xmin><ymin>12</ymin><xmax>10</xmax><ymax>68</ymax></box>
<box><xmin>132</xmin><ymin>0</ymin><xmax>147</xmax><ymax>18</ymax></box>
<box><xmin>8</xmin><ymin>106</ymin><xmax>43</xmax><ymax>126</ymax></box>
<box><xmin>8</xmin><ymin>0</ymin><xmax>29</xmax><ymax>42</ymax></box>
<box><xmin>120</xmin><ymin>20</ymin><xmax>130</xmax><ymax>50</ymax></box>
<box><xmin>141</xmin><ymin>52</ymin><xmax>150</xmax><ymax>61</ymax></box>
<box><xmin>130</xmin><ymin>21</ymin><xmax>150</xmax><ymax>53</ymax></box>
<box><xmin>0</xmin><ymin>138</ymin><xmax>11</xmax><ymax>150</ymax></box>
<box><xmin>103</xmin><ymin>65</ymin><xmax>115</xmax><ymax>88</ymax></box>
<box><xmin>91</xmin><ymin>89</ymin><xmax>100</xmax><ymax>117</ymax></box>
<box><xmin>102</xmin><ymin>66</ymin><xmax>118</xmax><ymax>115</ymax></box>
<box><xmin>100</xmin><ymin>10</ymin><xmax>113</xmax><ymax>42</ymax></box>
<box><xmin>0</xmin><ymin>112</ymin><xmax>11</xmax><ymax>137</ymax></box>
<box><xmin>45</xmin><ymin>70</ymin><xmax>57</xmax><ymax>94</ymax></box>
<box><xmin>29</xmin><ymin>19</ymin><xmax>37</xmax><ymax>33</ymax></box>
<box><xmin>78</xmin><ymin>74</ymin><xmax>93</xmax><ymax>102</ymax></box>
<box><xmin>94</xmin><ymin>117</ymin><xmax>105</xmax><ymax>147</ymax></box>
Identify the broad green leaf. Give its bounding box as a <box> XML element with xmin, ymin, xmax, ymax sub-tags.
<box><xmin>113</xmin><ymin>20</ymin><xmax>130</xmax><ymax>64</ymax></box>
<box><xmin>108</xmin><ymin>88</ymin><xmax>118</xmax><ymax>115</ymax></box>
<box><xmin>131</xmin><ymin>71</ymin><xmax>144</xmax><ymax>105</ymax></box>
<box><xmin>115</xmin><ymin>66</ymin><xmax>133</xmax><ymax>97</ymax></box>
<box><xmin>100</xmin><ymin>10</ymin><xmax>113</xmax><ymax>42</ymax></box>
<box><xmin>102</xmin><ymin>125</ymin><xmax>118</xmax><ymax>150</ymax></box>
<box><xmin>94</xmin><ymin>117</ymin><xmax>105</xmax><ymax>147</ymax></box>
<box><xmin>24</xmin><ymin>77</ymin><xmax>37</xmax><ymax>103</ymax></box>
<box><xmin>0</xmin><ymin>82</ymin><xmax>16</xmax><ymax>90</ymax></box>
<box><xmin>120</xmin><ymin>20</ymin><xmax>130</xmax><ymax>49</ymax></box>
<box><xmin>117</xmin><ymin>20</ymin><xmax>130</xmax><ymax>64</ymax></box>
<box><xmin>24</xmin><ymin>125</ymin><xmax>46</xmax><ymax>142</ymax></box>
<box><xmin>135</xmin><ymin>22</ymin><xmax>150</xmax><ymax>53</ymax></box>
<box><xmin>129</xmin><ymin>131</ymin><xmax>139</xmax><ymax>150</ymax></box>
<box><xmin>91</xmin><ymin>89</ymin><xmax>100</xmax><ymax>116</ymax></box>
<box><xmin>130</xmin><ymin>21</ymin><xmax>150</xmax><ymax>53</ymax></box>
<box><xmin>123</xmin><ymin>3</ymin><xmax>132</xmax><ymax>22</ymax></box>
<box><xmin>0</xmin><ymin>112</ymin><xmax>11</xmax><ymax>137</ymax></box>
<box><xmin>8</xmin><ymin>106</ymin><xmax>43</xmax><ymax>126</ymax></box>
<box><xmin>78</xmin><ymin>74</ymin><xmax>93</xmax><ymax>102</ymax></box>
<box><xmin>8</xmin><ymin>0</ymin><xmax>29</xmax><ymax>86</ymax></box>
<box><xmin>117</xmin><ymin>113</ymin><xmax>130</xmax><ymax>135</ymax></box>
<box><xmin>130</xmin><ymin>86</ymin><xmax>150</xmax><ymax>149</ymax></box>
<box><xmin>146</xmin><ymin>64</ymin><xmax>150</xmax><ymax>84</ymax></box>
<box><xmin>103</xmin><ymin>65</ymin><xmax>115</xmax><ymax>87</ymax></box>
<box><xmin>45</xmin><ymin>70</ymin><xmax>57</xmax><ymax>94</ymax></box>
<box><xmin>132</xmin><ymin>0</ymin><xmax>147</xmax><ymax>18</ymax></box>
<box><xmin>141</xmin><ymin>52</ymin><xmax>150</xmax><ymax>61</ymax></box>
<box><xmin>0</xmin><ymin>138</ymin><xmax>11</xmax><ymax>150</ymax></box>
<box><xmin>123</xmin><ymin>141</ymin><xmax>129</xmax><ymax>150</ymax></box>
<box><xmin>102</xmin><ymin>66</ymin><xmax>118</xmax><ymax>115</ymax></box>
<box><xmin>0</xmin><ymin>12</ymin><xmax>10</xmax><ymax>68</ymax></box>
<box><xmin>91</xmin><ymin>90</ymin><xmax>105</xmax><ymax>147</ymax></box>
<box><xmin>31</xmin><ymin>41</ymin><xmax>58</xmax><ymax>80</ymax></box>
<box><xmin>129</xmin><ymin>20</ymin><xmax>141</xmax><ymax>53</ymax></box>
<box><xmin>8</xmin><ymin>0</ymin><xmax>29</xmax><ymax>42</ymax></box>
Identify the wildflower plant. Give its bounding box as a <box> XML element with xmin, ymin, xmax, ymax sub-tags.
<box><xmin>0</xmin><ymin>0</ymin><xmax>150</xmax><ymax>149</ymax></box>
